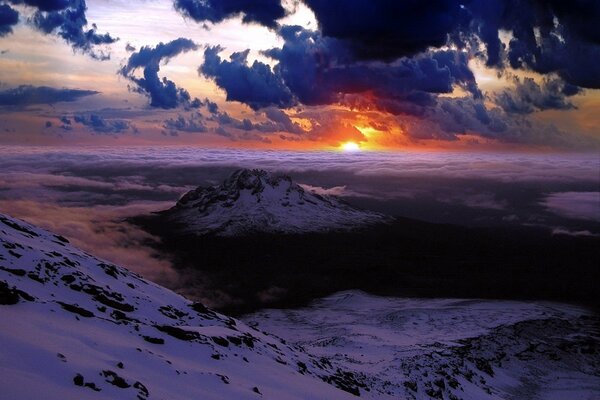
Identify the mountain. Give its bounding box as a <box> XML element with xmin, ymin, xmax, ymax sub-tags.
<box><xmin>163</xmin><ymin>169</ymin><xmax>389</xmax><ymax>236</ymax></box>
<box><xmin>0</xmin><ymin>213</ymin><xmax>363</xmax><ymax>399</ymax></box>
<box><xmin>3</xmin><ymin>213</ymin><xmax>599</xmax><ymax>399</ymax></box>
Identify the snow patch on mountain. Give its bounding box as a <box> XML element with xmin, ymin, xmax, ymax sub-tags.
<box><xmin>0</xmin><ymin>213</ymin><xmax>363</xmax><ymax>399</ymax></box>
<box><xmin>165</xmin><ymin>169</ymin><xmax>389</xmax><ymax>236</ymax></box>
<box><xmin>245</xmin><ymin>291</ymin><xmax>600</xmax><ymax>400</ymax></box>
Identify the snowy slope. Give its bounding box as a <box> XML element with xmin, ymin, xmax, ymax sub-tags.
<box><xmin>245</xmin><ymin>291</ymin><xmax>600</xmax><ymax>400</ymax></box>
<box><xmin>0</xmin><ymin>213</ymin><xmax>363</xmax><ymax>399</ymax></box>
<box><xmin>165</xmin><ymin>169</ymin><xmax>388</xmax><ymax>236</ymax></box>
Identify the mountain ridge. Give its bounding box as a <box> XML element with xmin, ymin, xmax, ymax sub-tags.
<box><xmin>0</xmin><ymin>212</ymin><xmax>363</xmax><ymax>399</ymax></box>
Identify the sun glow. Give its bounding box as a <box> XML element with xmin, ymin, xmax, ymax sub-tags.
<box><xmin>341</xmin><ymin>141</ymin><xmax>360</xmax><ymax>152</ymax></box>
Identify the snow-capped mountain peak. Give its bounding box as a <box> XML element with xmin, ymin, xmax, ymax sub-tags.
<box><xmin>167</xmin><ymin>168</ymin><xmax>388</xmax><ymax>236</ymax></box>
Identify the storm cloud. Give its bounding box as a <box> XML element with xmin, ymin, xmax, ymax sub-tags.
<box><xmin>174</xmin><ymin>0</ymin><xmax>286</xmax><ymax>29</ymax></box>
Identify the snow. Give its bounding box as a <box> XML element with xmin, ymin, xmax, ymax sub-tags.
<box><xmin>0</xmin><ymin>213</ymin><xmax>361</xmax><ymax>399</ymax></box>
<box><xmin>245</xmin><ymin>291</ymin><xmax>600</xmax><ymax>399</ymax></box>
<box><xmin>2</xmin><ymin>210</ymin><xmax>598</xmax><ymax>399</ymax></box>
<box><xmin>166</xmin><ymin>169</ymin><xmax>389</xmax><ymax>236</ymax></box>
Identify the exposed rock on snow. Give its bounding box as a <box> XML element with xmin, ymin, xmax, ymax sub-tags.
<box><xmin>165</xmin><ymin>169</ymin><xmax>388</xmax><ymax>236</ymax></box>
<box><xmin>0</xmin><ymin>213</ymin><xmax>362</xmax><ymax>399</ymax></box>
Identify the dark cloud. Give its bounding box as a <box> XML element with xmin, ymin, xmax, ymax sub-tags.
<box><xmin>73</xmin><ymin>114</ymin><xmax>134</xmax><ymax>134</ymax></box>
<box><xmin>495</xmin><ymin>77</ymin><xmax>581</xmax><ymax>114</ymax></box>
<box><xmin>299</xmin><ymin>1</ymin><xmax>600</xmax><ymax>91</ymax></box>
<box><xmin>302</xmin><ymin>0</ymin><xmax>466</xmax><ymax>61</ymax></box>
<box><xmin>24</xmin><ymin>0</ymin><xmax>117</xmax><ymax>60</ymax></box>
<box><xmin>174</xmin><ymin>0</ymin><xmax>286</xmax><ymax>29</ymax></box>
<box><xmin>0</xmin><ymin>4</ymin><xmax>19</xmax><ymax>37</ymax></box>
<box><xmin>0</xmin><ymin>85</ymin><xmax>98</xmax><ymax>107</ymax></box>
<box><xmin>466</xmin><ymin>0</ymin><xmax>600</xmax><ymax>89</ymax></box>
<box><xmin>121</xmin><ymin>38</ymin><xmax>199</xmax><ymax>109</ymax></box>
<box><xmin>200</xmin><ymin>46</ymin><xmax>294</xmax><ymax>110</ymax></box>
<box><xmin>206</xmin><ymin>26</ymin><xmax>477</xmax><ymax>114</ymax></box>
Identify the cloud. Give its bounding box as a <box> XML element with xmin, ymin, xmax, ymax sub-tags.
<box><xmin>73</xmin><ymin>114</ymin><xmax>135</xmax><ymax>134</ymax></box>
<box><xmin>163</xmin><ymin>113</ymin><xmax>208</xmax><ymax>134</ymax></box>
<box><xmin>467</xmin><ymin>0</ymin><xmax>600</xmax><ymax>89</ymax></box>
<box><xmin>21</xmin><ymin>0</ymin><xmax>118</xmax><ymax>60</ymax></box>
<box><xmin>200</xmin><ymin>25</ymin><xmax>487</xmax><ymax>142</ymax></box>
<box><xmin>495</xmin><ymin>77</ymin><xmax>581</xmax><ymax>114</ymax></box>
<box><xmin>300</xmin><ymin>0</ymin><xmax>600</xmax><ymax>91</ymax></box>
<box><xmin>542</xmin><ymin>192</ymin><xmax>600</xmax><ymax>221</ymax></box>
<box><xmin>266</xmin><ymin>26</ymin><xmax>476</xmax><ymax>106</ymax></box>
<box><xmin>0</xmin><ymin>147</ymin><xmax>598</xmax><ymax>299</ymax></box>
<box><xmin>0</xmin><ymin>85</ymin><xmax>98</xmax><ymax>107</ymax></box>
<box><xmin>0</xmin><ymin>4</ymin><xmax>19</xmax><ymax>37</ymax></box>
<box><xmin>207</xmin><ymin>108</ymin><xmax>302</xmax><ymax>136</ymax></box>
<box><xmin>263</xmin><ymin>107</ymin><xmax>303</xmax><ymax>134</ymax></box>
<box><xmin>9</xmin><ymin>0</ymin><xmax>71</xmax><ymax>12</ymax></box>
<box><xmin>174</xmin><ymin>0</ymin><xmax>286</xmax><ymax>29</ymax></box>
<box><xmin>200</xmin><ymin>46</ymin><xmax>294</xmax><ymax>110</ymax></box>
<box><xmin>121</xmin><ymin>38</ymin><xmax>199</xmax><ymax>109</ymax></box>
<box><xmin>302</xmin><ymin>0</ymin><xmax>465</xmax><ymax>61</ymax></box>
<box><xmin>552</xmin><ymin>228</ymin><xmax>598</xmax><ymax>237</ymax></box>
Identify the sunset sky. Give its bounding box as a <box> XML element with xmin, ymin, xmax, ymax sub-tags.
<box><xmin>1</xmin><ymin>0</ymin><xmax>599</xmax><ymax>150</ymax></box>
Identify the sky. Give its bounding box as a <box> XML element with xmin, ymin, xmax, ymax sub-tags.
<box><xmin>0</xmin><ymin>0</ymin><xmax>599</xmax><ymax>150</ymax></box>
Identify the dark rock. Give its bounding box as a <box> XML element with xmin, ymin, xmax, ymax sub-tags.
<box><xmin>73</xmin><ymin>374</ymin><xmax>84</xmax><ymax>386</ymax></box>
<box><xmin>0</xmin><ymin>281</ymin><xmax>20</xmax><ymax>305</ymax></box>
<box><xmin>58</xmin><ymin>302</ymin><xmax>94</xmax><ymax>318</ymax></box>
<box><xmin>154</xmin><ymin>325</ymin><xmax>201</xmax><ymax>341</ymax></box>
<box><xmin>212</xmin><ymin>336</ymin><xmax>229</xmax><ymax>347</ymax></box>
<box><xmin>143</xmin><ymin>335</ymin><xmax>165</xmax><ymax>345</ymax></box>
<box><xmin>0</xmin><ymin>266</ymin><xmax>26</xmax><ymax>276</ymax></box>
<box><xmin>102</xmin><ymin>370</ymin><xmax>130</xmax><ymax>388</ymax></box>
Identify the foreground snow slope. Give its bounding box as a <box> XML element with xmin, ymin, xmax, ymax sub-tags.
<box><xmin>166</xmin><ymin>168</ymin><xmax>388</xmax><ymax>236</ymax></box>
<box><xmin>246</xmin><ymin>291</ymin><xmax>600</xmax><ymax>400</ymax></box>
<box><xmin>0</xmin><ymin>213</ymin><xmax>361</xmax><ymax>399</ymax></box>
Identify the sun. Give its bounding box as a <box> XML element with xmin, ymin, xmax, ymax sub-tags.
<box><xmin>340</xmin><ymin>141</ymin><xmax>360</xmax><ymax>152</ymax></box>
